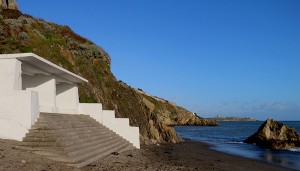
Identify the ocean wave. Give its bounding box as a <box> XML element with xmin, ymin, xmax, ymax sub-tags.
<box><xmin>227</xmin><ymin>141</ymin><xmax>245</xmax><ymax>144</ymax></box>
<box><xmin>286</xmin><ymin>148</ymin><xmax>300</xmax><ymax>152</ymax></box>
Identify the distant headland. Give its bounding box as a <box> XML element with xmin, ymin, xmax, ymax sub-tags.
<box><xmin>208</xmin><ymin>115</ymin><xmax>258</xmax><ymax>122</ymax></box>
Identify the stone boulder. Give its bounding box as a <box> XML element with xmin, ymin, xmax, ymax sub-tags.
<box><xmin>245</xmin><ymin>118</ymin><xmax>300</xmax><ymax>149</ymax></box>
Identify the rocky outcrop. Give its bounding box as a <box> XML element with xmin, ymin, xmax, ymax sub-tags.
<box><xmin>137</xmin><ymin>90</ymin><xmax>218</xmax><ymax>144</ymax></box>
<box><xmin>0</xmin><ymin>0</ymin><xmax>18</xmax><ymax>10</ymax></box>
<box><xmin>245</xmin><ymin>118</ymin><xmax>300</xmax><ymax>149</ymax></box>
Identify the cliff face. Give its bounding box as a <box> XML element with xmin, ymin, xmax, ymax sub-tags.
<box><xmin>0</xmin><ymin>9</ymin><xmax>218</xmax><ymax>144</ymax></box>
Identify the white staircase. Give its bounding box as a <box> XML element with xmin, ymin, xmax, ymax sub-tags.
<box><xmin>22</xmin><ymin>113</ymin><xmax>135</xmax><ymax>168</ymax></box>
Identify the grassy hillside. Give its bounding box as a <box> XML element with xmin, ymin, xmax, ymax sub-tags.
<box><xmin>0</xmin><ymin>9</ymin><xmax>218</xmax><ymax>144</ymax></box>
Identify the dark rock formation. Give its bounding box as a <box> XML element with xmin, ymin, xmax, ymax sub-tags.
<box><xmin>245</xmin><ymin>118</ymin><xmax>300</xmax><ymax>149</ymax></box>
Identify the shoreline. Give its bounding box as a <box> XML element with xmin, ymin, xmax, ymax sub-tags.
<box><xmin>0</xmin><ymin>138</ymin><xmax>295</xmax><ymax>170</ymax></box>
<box><xmin>83</xmin><ymin>140</ymin><xmax>295</xmax><ymax>171</ymax></box>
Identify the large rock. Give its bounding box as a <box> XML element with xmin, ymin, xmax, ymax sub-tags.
<box><xmin>245</xmin><ymin>118</ymin><xmax>300</xmax><ymax>149</ymax></box>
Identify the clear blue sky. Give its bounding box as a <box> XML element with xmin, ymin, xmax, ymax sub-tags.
<box><xmin>19</xmin><ymin>0</ymin><xmax>300</xmax><ymax>121</ymax></box>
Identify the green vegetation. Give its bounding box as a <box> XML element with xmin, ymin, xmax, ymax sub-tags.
<box><xmin>20</xmin><ymin>46</ymin><xmax>33</xmax><ymax>52</ymax></box>
<box><xmin>79</xmin><ymin>95</ymin><xmax>98</xmax><ymax>103</ymax></box>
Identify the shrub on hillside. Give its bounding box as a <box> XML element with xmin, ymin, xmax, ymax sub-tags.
<box><xmin>19</xmin><ymin>31</ymin><xmax>29</xmax><ymax>40</ymax></box>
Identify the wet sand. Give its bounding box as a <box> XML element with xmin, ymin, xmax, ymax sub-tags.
<box><xmin>0</xmin><ymin>138</ymin><xmax>295</xmax><ymax>170</ymax></box>
<box><xmin>83</xmin><ymin>140</ymin><xmax>294</xmax><ymax>171</ymax></box>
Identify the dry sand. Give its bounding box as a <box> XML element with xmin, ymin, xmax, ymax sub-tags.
<box><xmin>83</xmin><ymin>140</ymin><xmax>294</xmax><ymax>171</ymax></box>
<box><xmin>0</xmin><ymin>138</ymin><xmax>295</xmax><ymax>171</ymax></box>
<box><xmin>0</xmin><ymin>139</ymin><xmax>74</xmax><ymax>171</ymax></box>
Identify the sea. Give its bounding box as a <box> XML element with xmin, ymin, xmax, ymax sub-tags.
<box><xmin>175</xmin><ymin>121</ymin><xmax>300</xmax><ymax>170</ymax></box>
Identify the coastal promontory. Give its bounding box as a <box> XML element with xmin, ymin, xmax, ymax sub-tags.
<box><xmin>209</xmin><ymin>115</ymin><xmax>258</xmax><ymax>122</ymax></box>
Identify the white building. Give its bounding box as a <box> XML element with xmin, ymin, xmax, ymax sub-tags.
<box><xmin>0</xmin><ymin>53</ymin><xmax>140</xmax><ymax>148</ymax></box>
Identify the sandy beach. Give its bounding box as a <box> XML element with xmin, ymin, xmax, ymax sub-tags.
<box><xmin>0</xmin><ymin>138</ymin><xmax>295</xmax><ymax>171</ymax></box>
<box><xmin>83</xmin><ymin>140</ymin><xmax>294</xmax><ymax>171</ymax></box>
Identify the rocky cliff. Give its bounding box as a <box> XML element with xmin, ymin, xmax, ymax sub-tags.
<box><xmin>0</xmin><ymin>9</ymin><xmax>218</xmax><ymax>144</ymax></box>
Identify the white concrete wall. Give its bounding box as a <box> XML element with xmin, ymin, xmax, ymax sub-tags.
<box><xmin>22</xmin><ymin>74</ymin><xmax>56</xmax><ymax>113</ymax></box>
<box><xmin>103</xmin><ymin>110</ymin><xmax>140</xmax><ymax>149</ymax></box>
<box><xmin>115</xmin><ymin>119</ymin><xmax>140</xmax><ymax>149</ymax></box>
<box><xmin>0</xmin><ymin>59</ymin><xmax>22</xmax><ymax>92</ymax></box>
<box><xmin>79</xmin><ymin>103</ymin><xmax>103</xmax><ymax>123</ymax></box>
<box><xmin>80</xmin><ymin>106</ymin><xmax>140</xmax><ymax>148</ymax></box>
<box><xmin>0</xmin><ymin>90</ymin><xmax>39</xmax><ymax>141</ymax></box>
<box><xmin>56</xmin><ymin>83</ymin><xmax>79</xmax><ymax>114</ymax></box>
<box><xmin>102</xmin><ymin>110</ymin><xmax>116</xmax><ymax>127</ymax></box>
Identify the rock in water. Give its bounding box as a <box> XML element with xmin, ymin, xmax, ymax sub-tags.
<box><xmin>245</xmin><ymin>118</ymin><xmax>300</xmax><ymax>149</ymax></box>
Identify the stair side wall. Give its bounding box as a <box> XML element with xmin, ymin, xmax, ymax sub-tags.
<box><xmin>0</xmin><ymin>90</ymin><xmax>39</xmax><ymax>141</ymax></box>
<box><xmin>102</xmin><ymin>110</ymin><xmax>140</xmax><ymax>149</ymax></box>
<box><xmin>79</xmin><ymin>107</ymin><xmax>140</xmax><ymax>148</ymax></box>
<box><xmin>78</xmin><ymin>103</ymin><xmax>103</xmax><ymax>123</ymax></box>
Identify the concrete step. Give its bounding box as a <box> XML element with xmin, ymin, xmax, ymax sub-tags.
<box><xmin>44</xmin><ymin>126</ymin><xmax>103</xmax><ymax>132</ymax></box>
<box><xmin>26</xmin><ymin>129</ymin><xmax>107</xmax><ymax>141</ymax></box>
<box><xmin>39</xmin><ymin>119</ymin><xmax>101</xmax><ymax>128</ymax></box>
<box><xmin>31</xmin><ymin>125</ymin><xmax>51</xmax><ymax>130</ymax></box>
<box><xmin>76</xmin><ymin>143</ymin><xmax>133</xmax><ymax>168</ymax></box>
<box><xmin>45</xmin><ymin>120</ymin><xmax>98</xmax><ymax>126</ymax></box>
<box><xmin>48</xmin><ymin>122</ymin><xmax>101</xmax><ymax>129</ymax></box>
<box><xmin>59</xmin><ymin>133</ymin><xmax>114</xmax><ymax>147</ymax></box>
<box><xmin>28</xmin><ymin>125</ymin><xmax>53</xmax><ymax>133</ymax></box>
<box><xmin>57</xmin><ymin>131</ymin><xmax>110</xmax><ymax>143</ymax></box>
<box><xmin>72</xmin><ymin>139</ymin><xmax>125</xmax><ymax>163</ymax></box>
<box><xmin>64</xmin><ymin>135</ymin><xmax>120</xmax><ymax>153</ymax></box>
<box><xmin>22</xmin><ymin>141</ymin><xmax>61</xmax><ymax>147</ymax></box>
<box><xmin>53</xmin><ymin>131</ymin><xmax>106</xmax><ymax>140</ymax></box>
<box><xmin>23</xmin><ymin>136</ymin><xmax>57</xmax><ymax>142</ymax></box>
<box><xmin>48</xmin><ymin>128</ymin><xmax>103</xmax><ymax>134</ymax></box>
<box><xmin>32</xmin><ymin>122</ymin><xmax>50</xmax><ymax>128</ymax></box>
<box><xmin>42</xmin><ymin>116</ymin><xmax>97</xmax><ymax>121</ymax></box>
<box><xmin>67</xmin><ymin>136</ymin><xmax>122</xmax><ymax>157</ymax></box>
<box><xmin>25</xmin><ymin>131</ymin><xmax>55</xmax><ymax>138</ymax></box>
<box><xmin>41</xmin><ymin>118</ymin><xmax>99</xmax><ymax>124</ymax></box>
<box><xmin>40</xmin><ymin>115</ymin><xmax>93</xmax><ymax>121</ymax></box>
